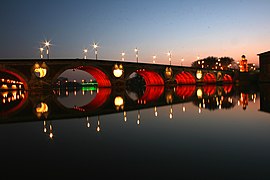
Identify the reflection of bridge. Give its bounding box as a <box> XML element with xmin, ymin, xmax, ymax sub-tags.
<box><xmin>0</xmin><ymin>84</ymin><xmax>239</xmax><ymax>124</ymax></box>
<box><xmin>0</xmin><ymin>59</ymin><xmax>235</xmax><ymax>90</ymax></box>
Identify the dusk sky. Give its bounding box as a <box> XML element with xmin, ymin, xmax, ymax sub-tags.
<box><xmin>1</xmin><ymin>0</ymin><xmax>270</xmax><ymax>65</ymax></box>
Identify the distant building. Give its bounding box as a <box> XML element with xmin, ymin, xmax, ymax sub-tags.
<box><xmin>239</xmin><ymin>55</ymin><xmax>248</xmax><ymax>72</ymax></box>
<box><xmin>247</xmin><ymin>63</ymin><xmax>257</xmax><ymax>71</ymax></box>
<box><xmin>258</xmin><ymin>51</ymin><xmax>270</xmax><ymax>82</ymax></box>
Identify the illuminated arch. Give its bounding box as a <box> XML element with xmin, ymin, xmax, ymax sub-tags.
<box><xmin>136</xmin><ymin>69</ymin><xmax>164</xmax><ymax>86</ymax></box>
<box><xmin>175</xmin><ymin>72</ymin><xmax>196</xmax><ymax>84</ymax></box>
<box><xmin>223</xmin><ymin>74</ymin><xmax>233</xmax><ymax>83</ymax></box>
<box><xmin>175</xmin><ymin>85</ymin><xmax>196</xmax><ymax>98</ymax></box>
<box><xmin>0</xmin><ymin>69</ymin><xmax>28</xmax><ymax>90</ymax></box>
<box><xmin>138</xmin><ymin>86</ymin><xmax>164</xmax><ymax>104</ymax></box>
<box><xmin>74</xmin><ymin>88</ymin><xmax>111</xmax><ymax>111</ymax></box>
<box><xmin>77</xmin><ymin>66</ymin><xmax>111</xmax><ymax>87</ymax></box>
<box><xmin>203</xmin><ymin>73</ymin><xmax>216</xmax><ymax>84</ymax></box>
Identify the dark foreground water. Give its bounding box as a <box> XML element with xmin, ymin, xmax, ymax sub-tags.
<box><xmin>1</xmin><ymin>84</ymin><xmax>270</xmax><ymax>179</ymax></box>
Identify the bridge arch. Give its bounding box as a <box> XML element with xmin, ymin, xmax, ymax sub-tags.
<box><xmin>175</xmin><ymin>71</ymin><xmax>196</xmax><ymax>84</ymax></box>
<box><xmin>53</xmin><ymin>65</ymin><xmax>112</xmax><ymax>87</ymax></box>
<box><xmin>136</xmin><ymin>69</ymin><xmax>164</xmax><ymax>86</ymax></box>
<box><xmin>223</xmin><ymin>74</ymin><xmax>233</xmax><ymax>83</ymax></box>
<box><xmin>76</xmin><ymin>66</ymin><xmax>111</xmax><ymax>87</ymax></box>
<box><xmin>0</xmin><ymin>68</ymin><xmax>28</xmax><ymax>90</ymax></box>
<box><xmin>203</xmin><ymin>73</ymin><xmax>216</xmax><ymax>84</ymax></box>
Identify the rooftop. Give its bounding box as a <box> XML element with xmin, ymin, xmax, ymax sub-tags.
<box><xmin>258</xmin><ymin>51</ymin><xmax>270</xmax><ymax>56</ymax></box>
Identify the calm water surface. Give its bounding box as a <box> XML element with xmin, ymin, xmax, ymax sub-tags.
<box><xmin>1</xmin><ymin>84</ymin><xmax>270</xmax><ymax>179</ymax></box>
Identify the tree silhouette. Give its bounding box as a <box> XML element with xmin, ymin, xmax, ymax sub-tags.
<box><xmin>191</xmin><ymin>56</ymin><xmax>235</xmax><ymax>70</ymax></box>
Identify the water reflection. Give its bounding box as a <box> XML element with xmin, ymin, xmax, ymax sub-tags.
<box><xmin>0</xmin><ymin>83</ymin><xmax>268</xmax><ymax>137</ymax></box>
<box><xmin>1</xmin><ymin>84</ymin><xmax>270</xmax><ymax>178</ymax></box>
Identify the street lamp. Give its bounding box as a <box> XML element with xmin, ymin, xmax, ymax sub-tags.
<box><xmin>39</xmin><ymin>47</ymin><xmax>44</xmax><ymax>59</ymax></box>
<box><xmin>153</xmin><ymin>55</ymin><xmax>157</xmax><ymax>63</ymax></box>
<box><xmin>121</xmin><ymin>52</ymin><xmax>125</xmax><ymax>61</ymax></box>
<box><xmin>44</xmin><ymin>40</ymin><xmax>51</xmax><ymax>59</ymax></box>
<box><xmin>181</xmin><ymin>58</ymin><xmax>184</xmax><ymax>66</ymax></box>
<box><xmin>93</xmin><ymin>43</ymin><xmax>98</xmax><ymax>60</ymax></box>
<box><xmin>134</xmin><ymin>48</ymin><xmax>138</xmax><ymax>63</ymax></box>
<box><xmin>167</xmin><ymin>51</ymin><xmax>172</xmax><ymax>66</ymax></box>
<box><xmin>83</xmin><ymin>48</ymin><xmax>88</xmax><ymax>59</ymax></box>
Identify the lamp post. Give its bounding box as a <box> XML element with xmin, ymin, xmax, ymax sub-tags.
<box><xmin>181</xmin><ymin>58</ymin><xmax>184</xmax><ymax>66</ymax></box>
<box><xmin>39</xmin><ymin>47</ymin><xmax>44</xmax><ymax>59</ymax></box>
<box><xmin>134</xmin><ymin>48</ymin><xmax>138</xmax><ymax>63</ymax></box>
<box><xmin>83</xmin><ymin>48</ymin><xmax>88</xmax><ymax>59</ymax></box>
<box><xmin>121</xmin><ymin>52</ymin><xmax>125</xmax><ymax>61</ymax></box>
<box><xmin>44</xmin><ymin>41</ymin><xmax>51</xmax><ymax>59</ymax></box>
<box><xmin>167</xmin><ymin>51</ymin><xmax>172</xmax><ymax>66</ymax></box>
<box><xmin>93</xmin><ymin>43</ymin><xmax>98</xmax><ymax>60</ymax></box>
<box><xmin>153</xmin><ymin>55</ymin><xmax>156</xmax><ymax>63</ymax></box>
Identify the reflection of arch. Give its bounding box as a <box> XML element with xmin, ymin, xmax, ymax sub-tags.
<box><xmin>0</xmin><ymin>69</ymin><xmax>28</xmax><ymax>90</ymax></box>
<box><xmin>0</xmin><ymin>91</ymin><xmax>28</xmax><ymax>116</ymax></box>
<box><xmin>175</xmin><ymin>72</ymin><xmax>196</xmax><ymax>84</ymax></box>
<box><xmin>74</xmin><ymin>88</ymin><xmax>111</xmax><ymax>111</ymax></box>
<box><xmin>203</xmin><ymin>73</ymin><xmax>216</xmax><ymax>84</ymax></box>
<box><xmin>77</xmin><ymin>66</ymin><xmax>111</xmax><ymax>87</ymax></box>
<box><xmin>203</xmin><ymin>85</ymin><xmax>216</xmax><ymax>96</ymax></box>
<box><xmin>223</xmin><ymin>74</ymin><xmax>233</xmax><ymax>83</ymax></box>
<box><xmin>223</xmin><ymin>84</ymin><xmax>233</xmax><ymax>94</ymax></box>
<box><xmin>138</xmin><ymin>86</ymin><xmax>164</xmax><ymax>103</ymax></box>
<box><xmin>175</xmin><ymin>85</ymin><xmax>196</xmax><ymax>98</ymax></box>
<box><xmin>136</xmin><ymin>70</ymin><xmax>164</xmax><ymax>86</ymax></box>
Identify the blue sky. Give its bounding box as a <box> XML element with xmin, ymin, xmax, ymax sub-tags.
<box><xmin>0</xmin><ymin>0</ymin><xmax>269</xmax><ymax>65</ymax></box>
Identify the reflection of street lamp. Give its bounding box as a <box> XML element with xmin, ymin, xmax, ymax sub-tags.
<box><xmin>121</xmin><ymin>52</ymin><xmax>125</xmax><ymax>61</ymax></box>
<box><xmin>97</xmin><ymin>115</ymin><xmax>101</xmax><ymax>132</ymax></box>
<box><xmin>83</xmin><ymin>48</ymin><xmax>88</xmax><ymax>59</ymax></box>
<box><xmin>154</xmin><ymin>106</ymin><xmax>158</xmax><ymax>116</ymax></box>
<box><xmin>169</xmin><ymin>105</ymin><xmax>173</xmax><ymax>119</ymax></box>
<box><xmin>49</xmin><ymin>121</ymin><xmax>54</xmax><ymax>139</ymax></box>
<box><xmin>137</xmin><ymin>110</ymin><xmax>140</xmax><ymax>125</ymax></box>
<box><xmin>167</xmin><ymin>51</ymin><xmax>172</xmax><ymax>66</ymax></box>
<box><xmin>86</xmin><ymin>116</ymin><xmax>90</xmax><ymax>128</ymax></box>
<box><xmin>124</xmin><ymin>111</ymin><xmax>127</xmax><ymax>122</ymax></box>
<box><xmin>93</xmin><ymin>43</ymin><xmax>98</xmax><ymax>60</ymax></box>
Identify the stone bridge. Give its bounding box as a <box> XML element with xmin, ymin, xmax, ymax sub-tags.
<box><xmin>0</xmin><ymin>59</ymin><xmax>235</xmax><ymax>90</ymax></box>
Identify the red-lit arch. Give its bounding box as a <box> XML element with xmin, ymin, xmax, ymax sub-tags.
<box><xmin>203</xmin><ymin>85</ymin><xmax>216</xmax><ymax>96</ymax></box>
<box><xmin>175</xmin><ymin>85</ymin><xmax>196</xmax><ymax>98</ymax></box>
<box><xmin>0</xmin><ymin>69</ymin><xmax>28</xmax><ymax>90</ymax></box>
<box><xmin>136</xmin><ymin>69</ymin><xmax>164</xmax><ymax>86</ymax></box>
<box><xmin>223</xmin><ymin>74</ymin><xmax>233</xmax><ymax>83</ymax></box>
<box><xmin>74</xmin><ymin>88</ymin><xmax>111</xmax><ymax>111</ymax></box>
<box><xmin>138</xmin><ymin>86</ymin><xmax>164</xmax><ymax>104</ymax></box>
<box><xmin>77</xmin><ymin>66</ymin><xmax>111</xmax><ymax>87</ymax></box>
<box><xmin>175</xmin><ymin>72</ymin><xmax>196</xmax><ymax>84</ymax></box>
<box><xmin>203</xmin><ymin>73</ymin><xmax>216</xmax><ymax>84</ymax></box>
